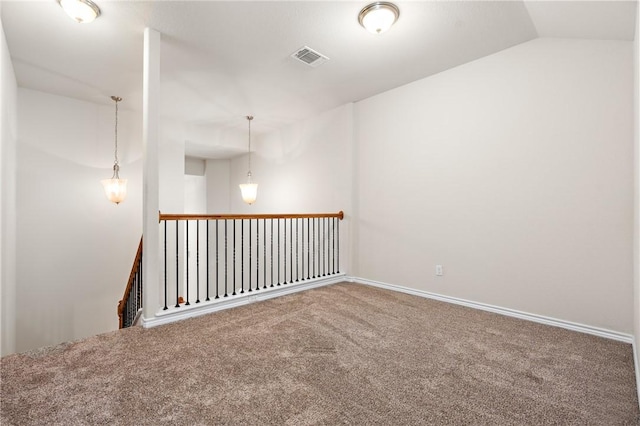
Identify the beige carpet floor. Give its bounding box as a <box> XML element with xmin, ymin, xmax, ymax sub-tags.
<box><xmin>1</xmin><ymin>282</ymin><xmax>639</xmax><ymax>425</ymax></box>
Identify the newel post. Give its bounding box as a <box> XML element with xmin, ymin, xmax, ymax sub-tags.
<box><xmin>142</xmin><ymin>27</ymin><xmax>161</xmax><ymax>322</ymax></box>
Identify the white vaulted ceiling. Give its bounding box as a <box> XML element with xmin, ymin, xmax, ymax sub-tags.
<box><xmin>1</xmin><ymin>1</ymin><xmax>637</xmax><ymax>158</ymax></box>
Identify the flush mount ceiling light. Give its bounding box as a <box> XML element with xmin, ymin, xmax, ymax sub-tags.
<box><xmin>358</xmin><ymin>2</ymin><xmax>400</xmax><ymax>34</ymax></box>
<box><xmin>101</xmin><ymin>96</ymin><xmax>127</xmax><ymax>205</ymax></box>
<box><xmin>58</xmin><ymin>0</ymin><xmax>101</xmax><ymax>24</ymax></box>
<box><xmin>239</xmin><ymin>116</ymin><xmax>258</xmax><ymax>205</ymax></box>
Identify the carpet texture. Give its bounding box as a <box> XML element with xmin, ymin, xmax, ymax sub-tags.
<box><xmin>1</xmin><ymin>283</ymin><xmax>638</xmax><ymax>425</ymax></box>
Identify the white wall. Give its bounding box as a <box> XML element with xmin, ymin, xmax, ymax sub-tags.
<box><xmin>185</xmin><ymin>157</ymin><xmax>205</xmax><ymax>177</ymax></box>
<box><xmin>16</xmin><ymin>89</ymin><xmax>142</xmax><ymax>352</ymax></box>
<box><xmin>633</xmin><ymin>0</ymin><xmax>640</xmax><ymax>402</ymax></box>
<box><xmin>354</xmin><ymin>38</ymin><xmax>634</xmax><ymax>333</ymax></box>
<box><xmin>229</xmin><ymin>104</ymin><xmax>354</xmax><ymax>273</ymax></box>
<box><xmin>159</xmin><ymin>119</ymin><xmax>184</xmax><ymax>213</ymax></box>
<box><xmin>1</xmin><ymin>11</ymin><xmax>18</xmax><ymax>356</ymax></box>
<box><xmin>206</xmin><ymin>159</ymin><xmax>230</xmax><ymax>214</ymax></box>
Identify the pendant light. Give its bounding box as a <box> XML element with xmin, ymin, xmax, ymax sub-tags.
<box><xmin>101</xmin><ymin>96</ymin><xmax>127</xmax><ymax>205</ymax></box>
<box><xmin>358</xmin><ymin>2</ymin><xmax>400</xmax><ymax>34</ymax></box>
<box><xmin>239</xmin><ymin>115</ymin><xmax>258</xmax><ymax>205</ymax></box>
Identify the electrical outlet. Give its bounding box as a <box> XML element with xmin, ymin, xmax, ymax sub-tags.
<box><xmin>435</xmin><ymin>265</ymin><xmax>443</xmax><ymax>276</ymax></box>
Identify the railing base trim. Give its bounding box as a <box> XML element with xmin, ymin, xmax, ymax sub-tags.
<box><xmin>132</xmin><ymin>309</ymin><xmax>143</xmax><ymax>327</ymax></box>
<box><xmin>141</xmin><ymin>274</ymin><xmax>346</xmax><ymax>329</ymax></box>
<box><xmin>349</xmin><ymin>276</ymin><xmax>633</xmax><ymax>344</ymax></box>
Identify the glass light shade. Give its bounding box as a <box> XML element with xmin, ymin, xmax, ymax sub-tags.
<box><xmin>239</xmin><ymin>183</ymin><xmax>258</xmax><ymax>205</ymax></box>
<box><xmin>359</xmin><ymin>3</ymin><xmax>399</xmax><ymax>34</ymax></box>
<box><xmin>101</xmin><ymin>178</ymin><xmax>127</xmax><ymax>204</ymax></box>
<box><xmin>59</xmin><ymin>0</ymin><xmax>101</xmax><ymax>24</ymax></box>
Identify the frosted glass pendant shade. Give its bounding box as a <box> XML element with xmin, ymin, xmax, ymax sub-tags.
<box><xmin>102</xmin><ymin>178</ymin><xmax>128</xmax><ymax>204</ymax></box>
<box><xmin>239</xmin><ymin>182</ymin><xmax>258</xmax><ymax>205</ymax></box>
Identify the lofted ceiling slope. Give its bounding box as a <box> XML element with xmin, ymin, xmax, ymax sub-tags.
<box><xmin>1</xmin><ymin>1</ymin><xmax>637</xmax><ymax>158</ymax></box>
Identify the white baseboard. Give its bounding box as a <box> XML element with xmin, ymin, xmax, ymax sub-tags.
<box><xmin>349</xmin><ymin>276</ymin><xmax>633</xmax><ymax>344</ymax></box>
<box><xmin>141</xmin><ymin>274</ymin><xmax>346</xmax><ymax>329</ymax></box>
<box><xmin>141</xmin><ymin>273</ymin><xmax>633</xmax><ymax>343</ymax></box>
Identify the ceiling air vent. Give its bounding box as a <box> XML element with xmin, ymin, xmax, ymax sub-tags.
<box><xmin>291</xmin><ymin>46</ymin><xmax>329</xmax><ymax>68</ymax></box>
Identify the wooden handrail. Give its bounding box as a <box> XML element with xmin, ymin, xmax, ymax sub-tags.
<box><xmin>117</xmin><ymin>236</ymin><xmax>143</xmax><ymax>329</ymax></box>
<box><xmin>159</xmin><ymin>211</ymin><xmax>344</xmax><ymax>222</ymax></box>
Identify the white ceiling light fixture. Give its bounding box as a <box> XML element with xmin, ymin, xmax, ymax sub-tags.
<box><xmin>358</xmin><ymin>2</ymin><xmax>400</xmax><ymax>34</ymax></box>
<box><xmin>239</xmin><ymin>116</ymin><xmax>258</xmax><ymax>205</ymax></box>
<box><xmin>58</xmin><ymin>0</ymin><xmax>101</xmax><ymax>24</ymax></box>
<box><xmin>101</xmin><ymin>96</ymin><xmax>127</xmax><ymax>205</ymax></box>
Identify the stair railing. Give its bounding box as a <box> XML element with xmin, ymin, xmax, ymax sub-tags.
<box><xmin>117</xmin><ymin>237</ymin><xmax>143</xmax><ymax>329</ymax></box>
<box><xmin>158</xmin><ymin>211</ymin><xmax>344</xmax><ymax>311</ymax></box>
<box><xmin>117</xmin><ymin>211</ymin><xmax>345</xmax><ymax>327</ymax></box>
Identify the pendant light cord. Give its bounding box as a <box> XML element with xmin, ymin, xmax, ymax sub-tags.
<box><xmin>111</xmin><ymin>96</ymin><xmax>123</xmax><ymax>178</ymax></box>
<box><xmin>247</xmin><ymin>115</ymin><xmax>254</xmax><ymax>174</ymax></box>
<box><xmin>114</xmin><ymin>99</ymin><xmax>119</xmax><ymax>167</ymax></box>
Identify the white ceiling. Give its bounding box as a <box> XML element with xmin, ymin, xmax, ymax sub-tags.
<box><xmin>1</xmin><ymin>1</ymin><xmax>637</xmax><ymax>159</ymax></box>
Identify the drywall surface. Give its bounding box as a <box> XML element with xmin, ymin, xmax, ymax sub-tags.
<box><xmin>1</xmin><ymin>13</ymin><xmax>17</xmax><ymax>356</ymax></box>
<box><xmin>185</xmin><ymin>157</ymin><xmax>205</xmax><ymax>176</ymax></box>
<box><xmin>633</xmin><ymin>0</ymin><xmax>640</xmax><ymax>403</ymax></box>
<box><xmin>354</xmin><ymin>38</ymin><xmax>633</xmax><ymax>333</ymax></box>
<box><xmin>15</xmin><ymin>89</ymin><xmax>142</xmax><ymax>352</ymax></box>
<box><xmin>159</xmin><ymin>119</ymin><xmax>185</xmax><ymax>214</ymax></box>
<box><xmin>206</xmin><ymin>159</ymin><xmax>230</xmax><ymax>214</ymax></box>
